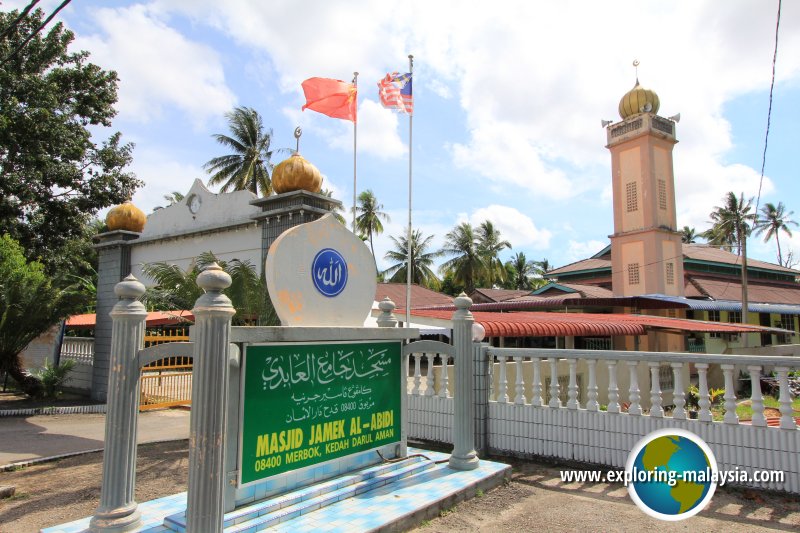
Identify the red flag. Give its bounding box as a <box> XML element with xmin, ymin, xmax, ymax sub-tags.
<box><xmin>301</xmin><ymin>77</ymin><xmax>357</xmax><ymax>122</ymax></box>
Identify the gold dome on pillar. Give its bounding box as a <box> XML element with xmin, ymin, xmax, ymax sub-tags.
<box><xmin>272</xmin><ymin>153</ymin><xmax>323</xmax><ymax>194</ymax></box>
<box><xmin>106</xmin><ymin>201</ymin><xmax>146</xmax><ymax>232</ymax></box>
<box><xmin>618</xmin><ymin>80</ymin><xmax>660</xmax><ymax>119</ymax></box>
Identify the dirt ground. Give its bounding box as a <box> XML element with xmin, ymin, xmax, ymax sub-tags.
<box><xmin>1</xmin><ymin>441</ymin><xmax>798</xmax><ymax>533</ymax></box>
<box><xmin>0</xmin><ymin>440</ymin><xmax>188</xmax><ymax>533</ymax></box>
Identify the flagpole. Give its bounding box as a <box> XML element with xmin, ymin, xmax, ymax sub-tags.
<box><xmin>352</xmin><ymin>71</ymin><xmax>359</xmax><ymax>233</ymax></box>
<box><xmin>405</xmin><ymin>55</ymin><xmax>413</xmax><ymax>328</ymax></box>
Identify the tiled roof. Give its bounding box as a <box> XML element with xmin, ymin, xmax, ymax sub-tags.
<box><xmin>409</xmin><ymin>310</ymin><xmax>773</xmax><ymax>338</ymax></box>
<box><xmin>66</xmin><ymin>310</ymin><xmax>194</xmax><ymax>328</ymax></box>
<box><xmin>374</xmin><ymin>283</ymin><xmax>453</xmax><ymax>309</ymax></box>
<box><xmin>683</xmin><ymin>244</ymin><xmax>800</xmax><ymax>274</ymax></box>
<box><xmin>687</xmin><ymin>277</ymin><xmax>800</xmax><ymax>305</ymax></box>
<box><xmin>547</xmin><ymin>257</ymin><xmax>611</xmax><ymax>276</ymax></box>
<box><xmin>533</xmin><ymin>283</ymin><xmax>613</xmax><ymax>299</ymax></box>
<box><xmin>470</xmin><ymin>288</ymin><xmax>531</xmax><ymax>303</ymax></box>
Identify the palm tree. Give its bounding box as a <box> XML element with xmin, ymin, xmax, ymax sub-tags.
<box><xmin>505</xmin><ymin>251</ymin><xmax>537</xmax><ymax>290</ymax></box>
<box><xmin>204</xmin><ymin>107</ymin><xmax>288</xmax><ymax>196</ymax></box>
<box><xmin>141</xmin><ymin>251</ymin><xmax>276</xmax><ymax>326</ymax></box>
<box><xmin>754</xmin><ymin>202</ymin><xmax>798</xmax><ymax>266</ymax></box>
<box><xmin>382</xmin><ymin>229</ymin><xmax>443</xmax><ymax>289</ymax></box>
<box><xmin>701</xmin><ymin>192</ymin><xmax>755</xmax><ymax>255</ymax></box>
<box><xmin>477</xmin><ymin>220</ymin><xmax>511</xmax><ymax>288</ymax></box>
<box><xmin>163</xmin><ymin>191</ymin><xmax>185</xmax><ymax>206</ymax></box>
<box><xmin>354</xmin><ymin>190</ymin><xmax>390</xmax><ymax>258</ymax></box>
<box><xmin>681</xmin><ymin>226</ymin><xmax>698</xmax><ymax>244</ymax></box>
<box><xmin>439</xmin><ymin>222</ymin><xmax>485</xmax><ymax>294</ymax></box>
<box><xmin>321</xmin><ymin>188</ymin><xmax>347</xmax><ymax>225</ymax></box>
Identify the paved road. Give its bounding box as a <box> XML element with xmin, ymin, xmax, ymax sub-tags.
<box><xmin>0</xmin><ymin>409</ymin><xmax>190</xmax><ymax>466</ymax></box>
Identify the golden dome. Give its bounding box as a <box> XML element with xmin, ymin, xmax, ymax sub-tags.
<box><xmin>618</xmin><ymin>80</ymin><xmax>660</xmax><ymax>119</ymax></box>
<box><xmin>272</xmin><ymin>153</ymin><xmax>322</xmax><ymax>194</ymax></box>
<box><xmin>106</xmin><ymin>201</ymin><xmax>146</xmax><ymax>232</ymax></box>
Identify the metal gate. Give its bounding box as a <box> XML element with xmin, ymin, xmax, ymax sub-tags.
<box><xmin>139</xmin><ymin>326</ymin><xmax>193</xmax><ymax>411</ymax></box>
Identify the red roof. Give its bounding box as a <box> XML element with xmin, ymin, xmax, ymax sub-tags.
<box><xmin>67</xmin><ymin>310</ymin><xmax>194</xmax><ymax>328</ymax></box>
<box><xmin>375</xmin><ymin>283</ymin><xmax>453</xmax><ymax>309</ymax></box>
<box><xmin>408</xmin><ymin>310</ymin><xmax>772</xmax><ymax>338</ymax></box>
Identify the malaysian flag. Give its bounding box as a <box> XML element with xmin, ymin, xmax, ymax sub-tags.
<box><xmin>378</xmin><ymin>72</ymin><xmax>413</xmax><ymax>115</ymax></box>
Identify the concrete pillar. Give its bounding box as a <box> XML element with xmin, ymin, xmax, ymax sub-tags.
<box><xmin>449</xmin><ymin>293</ymin><xmax>479</xmax><ymax>471</ymax></box>
<box><xmin>251</xmin><ymin>190</ymin><xmax>343</xmax><ymax>270</ymax></box>
<box><xmin>186</xmin><ymin>264</ymin><xmax>235</xmax><ymax>533</ymax></box>
<box><xmin>92</xmin><ymin>230</ymin><xmax>140</xmax><ymax>402</ymax></box>
<box><xmin>376</xmin><ymin>297</ymin><xmax>398</xmax><ymax>327</ymax></box>
<box><xmin>90</xmin><ymin>275</ymin><xmax>146</xmax><ymax>532</ymax></box>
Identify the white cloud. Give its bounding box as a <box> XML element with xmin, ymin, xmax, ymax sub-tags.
<box><xmin>565</xmin><ymin>240</ymin><xmax>608</xmax><ymax>264</ymax></box>
<box><xmin>75</xmin><ymin>4</ymin><xmax>235</xmax><ymax>126</ymax></box>
<box><xmin>128</xmin><ymin>149</ymin><xmax>205</xmax><ymax>214</ymax></box>
<box><xmin>156</xmin><ymin>0</ymin><xmax>800</xmax><ymax>211</ymax></box>
<box><xmin>469</xmin><ymin>205</ymin><xmax>551</xmax><ymax>249</ymax></box>
<box><xmin>427</xmin><ymin>79</ymin><xmax>452</xmax><ymax>99</ymax></box>
<box><xmin>331</xmin><ymin>100</ymin><xmax>407</xmax><ymax>159</ymax></box>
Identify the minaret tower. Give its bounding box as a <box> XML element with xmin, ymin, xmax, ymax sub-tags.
<box><xmin>606</xmin><ymin>64</ymin><xmax>684</xmax><ymax>299</ymax></box>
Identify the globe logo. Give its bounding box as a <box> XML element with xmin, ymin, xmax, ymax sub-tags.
<box><xmin>311</xmin><ymin>248</ymin><xmax>348</xmax><ymax>297</ymax></box>
<box><xmin>626</xmin><ymin>428</ymin><xmax>718</xmax><ymax>521</ymax></box>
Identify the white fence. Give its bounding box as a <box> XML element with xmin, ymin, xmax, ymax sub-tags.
<box><xmin>60</xmin><ymin>337</ymin><xmax>94</xmax><ymax>391</ymax></box>
<box><xmin>405</xmin><ymin>344</ymin><xmax>800</xmax><ymax>493</ymax></box>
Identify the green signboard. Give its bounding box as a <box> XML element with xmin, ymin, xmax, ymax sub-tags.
<box><xmin>239</xmin><ymin>341</ymin><xmax>402</xmax><ymax>485</ymax></box>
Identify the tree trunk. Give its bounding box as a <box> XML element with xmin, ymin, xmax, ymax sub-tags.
<box><xmin>2</xmin><ymin>354</ymin><xmax>43</xmax><ymax>397</ymax></box>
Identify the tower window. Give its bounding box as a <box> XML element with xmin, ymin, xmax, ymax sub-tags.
<box><xmin>665</xmin><ymin>262</ymin><xmax>675</xmax><ymax>285</ymax></box>
<box><xmin>627</xmin><ymin>263</ymin><xmax>640</xmax><ymax>285</ymax></box>
<box><xmin>626</xmin><ymin>182</ymin><xmax>638</xmax><ymax>212</ymax></box>
<box><xmin>658</xmin><ymin>179</ymin><xmax>667</xmax><ymax>210</ymax></box>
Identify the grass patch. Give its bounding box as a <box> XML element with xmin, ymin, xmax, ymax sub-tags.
<box><xmin>5</xmin><ymin>492</ymin><xmax>29</xmax><ymax>501</ymax></box>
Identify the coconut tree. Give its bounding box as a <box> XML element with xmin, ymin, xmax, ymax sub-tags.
<box><xmin>477</xmin><ymin>220</ymin><xmax>512</xmax><ymax>288</ymax></box>
<box><xmin>321</xmin><ymin>188</ymin><xmax>347</xmax><ymax>225</ymax></box>
<box><xmin>355</xmin><ymin>190</ymin><xmax>390</xmax><ymax>258</ymax></box>
<box><xmin>754</xmin><ymin>202</ymin><xmax>797</xmax><ymax>266</ymax></box>
<box><xmin>141</xmin><ymin>252</ymin><xmax>276</xmax><ymax>326</ymax></box>
<box><xmin>439</xmin><ymin>222</ymin><xmax>485</xmax><ymax>294</ymax></box>
<box><xmin>505</xmin><ymin>252</ymin><xmax>538</xmax><ymax>290</ymax></box>
<box><xmin>204</xmin><ymin>107</ymin><xmax>288</xmax><ymax>196</ymax></box>
<box><xmin>701</xmin><ymin>192</ymin><xmax>755</xmax><ymax>255</ymax></box>
<box><xmin>382</xmin><ymin>229</ymin><xmax>443</xmax><ymax>289</ymax></box>
<box><xmin>681</xmin><ymin>226</ymin><xmax>698</xmax><ymax>244</ymax></box>
<box><xmin>163</xmin><ymin>191</ymin><xmax>185</xmax><ymax>206</ymax></box>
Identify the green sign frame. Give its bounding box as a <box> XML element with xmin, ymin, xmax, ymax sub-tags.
<box><xmin>238</xmin><ymin>340</ymin><xmax>402</xmax><ymax>486</ymax></box>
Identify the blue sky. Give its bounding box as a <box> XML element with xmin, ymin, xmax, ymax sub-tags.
<box><xmin>9</xmin><ymin>1</ymin><xmax>800</xmax><ymax>273</ymax></box>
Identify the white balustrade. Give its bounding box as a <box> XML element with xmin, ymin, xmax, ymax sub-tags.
<box><xmin>748</xmin><ymin>365</ymin><xmax>766</xmax><ymax>427</ymax></box>
<box><xmin>607</xmin><ymin>360</ymin><xmax>620</xmax><ymax>413</ymax></box>
<box><xmin>695</xmin><ymin>363</ymin><xmax>712</xmax><ymax>422</ymax></box>
<box><xmin>412</xmin><ymin>353</ymin><xmax>422</xmax><ymax>395</ymax></box>
<box><xmin>531</xmin><ymin>358</ymin><xmax>543</xmax><ymax>407</ymax></box>
<box><xmin>627</xmin><ymin>361</ymin><xmax>641</xmax><ymax>415</ymax></box>
<box><xmin>439</xmin><ymin>355</ymin><xmax>450</xmax><ymax>399</ymax></box>
<box><xmin>548</xmin><ymin>357</ymin><xmax>561</xmax><ymax>408</ymax></box>
<box><xmin>424</xmin><ymin>354</ymin><xmax>435</xmax><ymax>397</ymax></box>
<box><xmin>514</xmin><ymin>356</ymin><xmax>525</xmax><ymax>405</ymax></box>
<box><xmin>567</xmin><ymin>359</ymin><xmax>579</xmax><ymax>410</ymax></box>
<box><xmin>721</xmin><ymin>364</ymin><xmax>738</xmax><ymax>425</ymax></box>
<box><xmin>671</xmin><ymin>362</ymin><xmax>686</xmax><ymax>420</ymax></box>
<box><xmin>586</xmin><ymin>359</ymin><xmax>599</xmax><ymax>412</ymax></box>
<box><xmin>649</xmin><ymin>362</ymin><xmax>663</xmax><ymax>417</ymax></box>
<box><xmin>775</xmin><ymin>367</ymin><xmax>795</xmax><ymax>430</ymax></box>
<box><xmin>497</xmin><ymin>354</ymin><xmax>509</xmax><ymax>403</ymax></box>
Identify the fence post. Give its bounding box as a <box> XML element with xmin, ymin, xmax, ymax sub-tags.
<box><xmin>449</xmin><ymin>293</ymin><xmax>479</xmax><ymax>471</ymax></box>
<box><xmin>376</xmin><ymin>297</ymin><xmax>398</xmax><ymax>327</ymax></box>
<box><xmin>90</xmin><ymin>275</ymin><xmax>146</xmax><ymax>532</ymax></box>
<box><xmin>186</xmin><ymin>264</ymin><xmax>235</xmax><ymax>533</ymax></box>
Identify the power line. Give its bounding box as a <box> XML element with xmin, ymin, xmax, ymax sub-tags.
<box><xmin>755</xmin><ymin>0</ymin><xmax>782</xmax><ymax>215</ymax></box>
<box><xmin>0</xmin><ymin>1</ymin><xmax>40</xmax><ymax>41</ymax></box>
<box><xmin>0</xmin><ymin>0</ymin><xmax>72</xmax><ymax>66</ymax></box>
